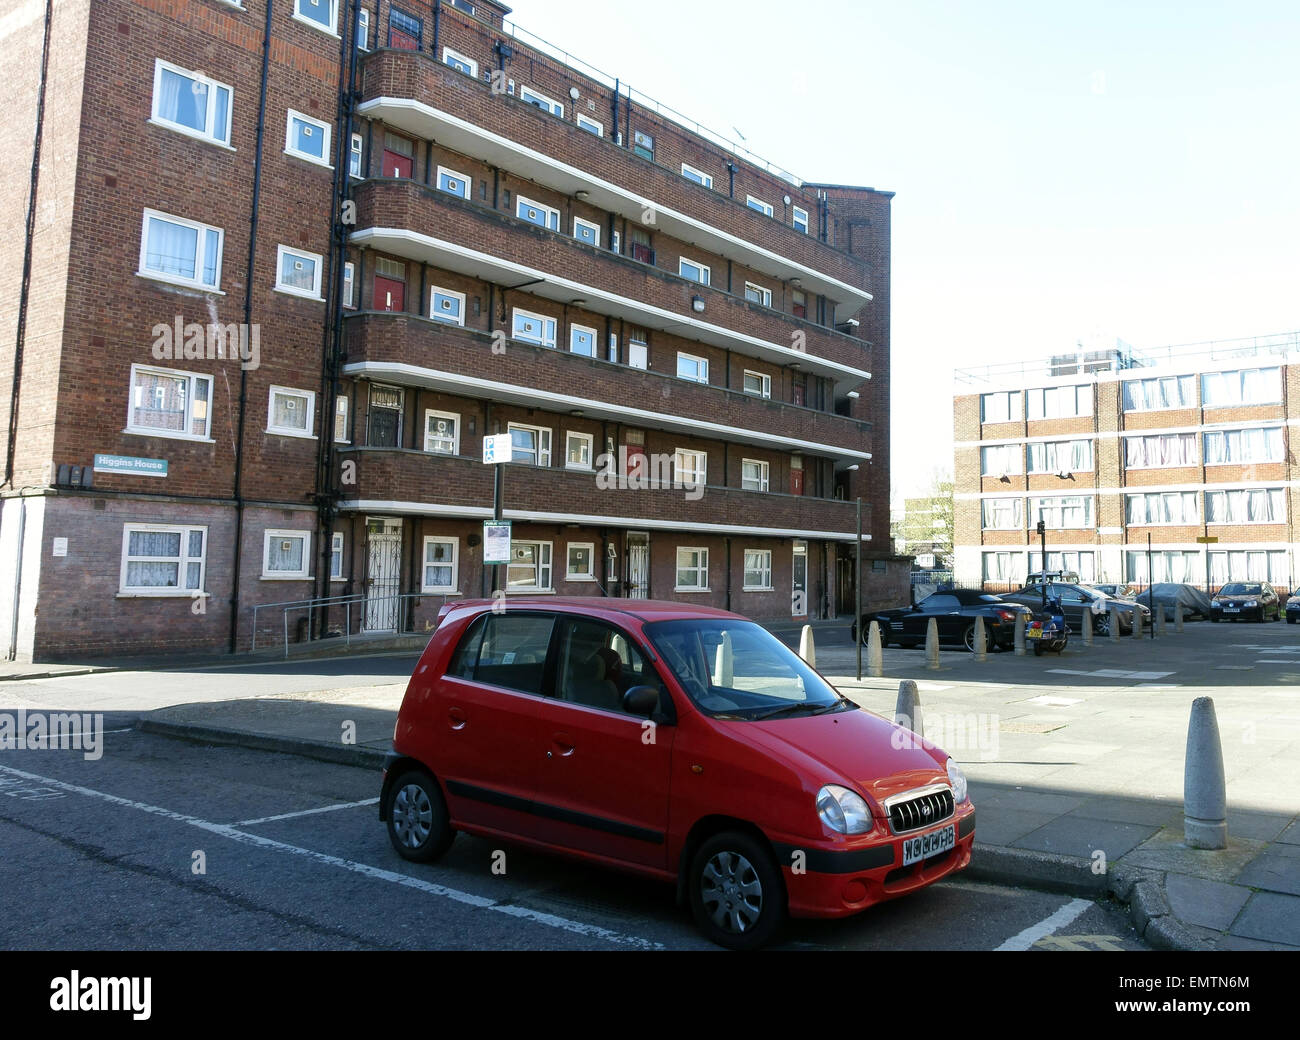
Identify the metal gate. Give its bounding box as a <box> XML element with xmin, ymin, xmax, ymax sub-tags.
<box><xmin>365</xmin><ymin>518</ymin><xmax>402</xmax><ymax>631</ymax></box>
<box><xmin>627</xmin><ymin>533</ymin><xmax>649</xmax><ymax>599</ymax></box>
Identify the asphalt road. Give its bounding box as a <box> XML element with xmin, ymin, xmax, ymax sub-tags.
<box><xmin>0</xmin><ymin>731</ymin><xmax>1145</xmax><ymax>951</ymax></box>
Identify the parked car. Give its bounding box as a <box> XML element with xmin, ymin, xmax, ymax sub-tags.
<box><xmin>1210</xmin><ymin>582</ymin><xmax>1281</xmax><ymax>622</ymax></box>
<box><xmin>1090</xmin><ymin>583</ymin><xmax>1135</xmax><ymax>599</ymax></box>
<box><xmin>1139</xmin><ymin>583</ymin><xmax>1213</xmax><ymax>622</ymax></box>
<box><xmin>1001</xmin><ymin>582</ymin><xmax>1149</xmax><ymax>636</ymax></box>
<box><xmin>855</xmin><ymin>589</ymin><xmax>1032</xmax><ymax>651</ymax></box>
<box><xmin>1286</xmin><ymin>593</ymin><xmax>1300</xmax><ymax>624</ymax></box>
<box><xmin>380</xmin><ymin>599</ymin><xmax>976</xmax><ymax>950</ymax></box>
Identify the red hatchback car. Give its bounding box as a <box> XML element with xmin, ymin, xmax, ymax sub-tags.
<box><xmin>380</xmin><ymin>599</ymin><xmax>975</xmax><ymax>949</ymax></box>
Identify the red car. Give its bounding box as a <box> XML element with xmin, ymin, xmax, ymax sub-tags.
<box><xmin>380</xmin><ymin>599</ymin><xmax>975</xmax><ymax>949</ymax></box>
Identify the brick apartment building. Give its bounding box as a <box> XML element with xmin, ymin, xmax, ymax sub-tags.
<box><xmin>952</xmin><ymin>332</ymin><xmax>1300</xmax><ymax>594</ymax></box>
<box><xmin>0</xmin><ymin>0</ymin><xmax>894</xmax><ymax>661</ymax></box>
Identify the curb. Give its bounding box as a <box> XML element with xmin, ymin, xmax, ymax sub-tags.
<box><xmin>136</xmin><ymin>718</ymin><xmax>387</xmax><ymax>770</ymax></box>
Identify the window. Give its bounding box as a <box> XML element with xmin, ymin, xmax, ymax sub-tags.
<box><xmin>1026</xmin><ymin>385</ymin><xmax>1091</xmax><ymax>420</ymax></box>
<box><xmin>570</xmin><ymin>324</ymin><xmax>597</xmax><ymax>357</ymax></box>
<box><xmin>508</xmin><ymin>541</ymin><xmax>553</xmax><ymax>592</ymax></box>
<box><xmin>566</xmin><ymin>543</ymin><xmax>596</xmax><ymax>581</ymax></box>
<box><xmin>981</xmin><ymin>498</ymin><xmax>1023</xmax><ymax>530</ymax></box>
<box><xmin>980</xmin><ymin>390</ymin><xmax>1021</xmax><ymax>424</ymax></box>
<box><xmin>285</xmin><ymin>109</ymin><xmax>331</xmax><ymax>166</ymax></box>
<box><xmin>1208</xmin><ymin>549</ymin><xmax>1288</xmax><ymax>586</ymax></box>
<box><xmin>349</xmin><ymin>133</ymin><xmax>363</xmax><ymax>177</ymax></box>
<box><xmin>1122</xmin><ymin>374</ymin><xmax>1195</xmax><ymax>411</ymax></box>
<box><xmin>576</xmin><ymin>113</ymin><xmax>604</xmax><ymax>136</ymax></box>
<box><xmin>1126</xmin><ymin>491</ymin><xmax>1199</xmax><ymax>526</ymax></box>
<box><xmin>679</xmin><ymin>257</ymin><xmax>710</xmax><ymax>285</ymax></box>
<box><xmin>520</xmin><ymin>86</ymin><xmax>563</xmax><ymax>118</ymax></box>
<box><xmin>424</xmin><ymin>410</ymin><xmax>460</xmax><ymax>455</ymax></box>
<box><xmin>1028</xmin><ymin>551</ymin><xmax>1096</xmax><ymax>583</ymax></box>
<box><xmin>330</xmin><ymin>532</ymin><xmax>345</xmax><ymax>580</ymax></box>
<box><xmin>1028</xmin><ymin>496</ymin><xmax>1093</xmax><ymax>529</ymax></box>
<box><xmin>675</xmin><ymin>547</ymin><xmax>709</xmax><ymax>591</ymax></box>
<box><xmin>981</xmin><ymin>551</ymin><xmax>1022</xmax><ymax>584</ymax></box>
<box><xmin>429</xmin><ymin>287</ymin><xmax>466</xmax><ymax>325</ymax></box>
<box><xmin>512</xmin><ymin>308</ymin><xmax>557</xmax><ymax>347</ymax></box>
<box><xmin>450</xmin><ymin>0</ymin><xmax>477</xmax><ymax>13</ymax></box>
<box><xmin>746</xmin><ymin>196</ymin><xmax>774</xmax><ymax>217</ymax></box>
<box><xmin>1203</xmin><ymin>427</ymin><xmax>1283</xmax><ymax>465</ymax></box>
<box><xmin>741</xmin><ymin>459</ymin><xmax>769</xmax><ymax>492</ymax></box>
<box><xmin>342</xmin><ymin>261</ymin><xmax>355</xmax><ymax>308</ymax></box>
<box><xmin>793</xmin><ymin>206</ymin><xmax>809</xmax><ymax>234</ymax></box>
<box><xmin>1206</xmin><ymin>488</ymin><xmax>1286</xmax><ymax>524</ymax></box>
<box><xmin>333</xmin><ymin>395</ymin><xmax>349</xmax><ymax>443</ymax></box>
<box><xmin>509</xmin><ymin>424</ymin><xmax>552</xmax><ymax>466</ymax></box>
<box><xmin>676</xmin><ymin>352</ymin><xmax>709</xmax><ymax>384</ymax></box>
<box><xmin>792</xmin><ymin>289</ymin><xmax>807</xmax><ymax>319</ymax></box>
<box><xmin>517</xmin><ymin>196</ymin><xmax>560</xmax><ymax>231</ymax></box>
<box><xmin>565</xmin><ymin>431</ymin><xmax>593</xmax><ymax>469</ymax></box>
<box><xmin>294</xmin><ymin>0</ymin><xmax>338</xmax><ymax>34</ymax></box>
<box><xmin>267</xmin><ymin>386</ymin><xmax>315</xmax><ymax>438</ymax></box>
<box><xmin>1027</xmin><ymin>439</ymin><xmax>1093</xmax><ymax>473</ymax></box>
<box><xmin>436</xmin><ymin>166</ymin><xmax>471</xmax><ymax>199</ymax></box>
<box><xmin>743</xmin><ymin>550</ymin><xmax>772</xmax><ymax>591</ymax></box>
<box><xmin>681</xmin><ymin>163</ymin><xmax>713</xmax><ymax>188</ymax></box>
<box><xmin>1202</xmin><ymin>368</ymin><xmax>1282</xmax><ymax>408</ymax></box>
<box><xmin>451</xmin><ymin>613</ymin><xmax>555</xmax><ymax>692</ymax></box>
<box><xmin>367</xmin><ymin>383</ymin><xmax>403</xmax><ymax>447</ymax></box>
<box><xmin>743</xmin><ymin>370</ymin><xmax>771</xmax><ymax>399</ymax></box>
<box><xmin>138</xmin><ymin>209</ymin><xmax>223</xmax><ymax>290</ymax></box>
<box><xmin>442</xmin><ymin>47</ymin><xmax>477</xmax><ymax>77</ymax></box>
<box><xmin>1128</xmin><ymin>550</ymin><xmax>1203</xmax><ymax>586</ymax></box>
<box><xmin>980</xmin><ymin>443</ymin><xmax>1022</xmax><ymax>476</ymax></box>
<box><xmin>388</xmin><ymin>7</ymin><xmax>423</xmax><ymax>49</ymax></box>
<box><xmin>263</xmin><ymin>530</ymin><xmax>311</xmax><ymax>579</ymax></box>
<box><xmin>275</xmin><ymin>245</ymin><xmax>323</xmax><ymax>299</ymax></box>
<box><xmin>151</xmin><ymin>60</ymin><xmax>231</xmax><ymax>146</ymax></box>
<box><xmin>422</xmin><ymin>538</ymin><xmax>458</xmax><ymax>592</ymax></box>
<box><xmin>1125</xmin><ymin>432</ymin><xmax>1197</xmax><ymax>469</ymax></box>
<box><xmin>744</xmin><ymin>282</ymin><xmax>772</xmax><ymax>307</ymax></box>
<box><xmin>355</xmin><ymin>7</ymin><xmax>369</xmax><ymax>50</ymax></box>
<box><xmin>554</xmin><ymin>618</ymin><xmax>657</xmax><ymax>714</ymax></box>
<box><xmin>632</xmin><ymin>130</ymin><xmax>654</xmax><ymax>160</ymax></box>
<box><xmin>128</xmin><ymin>365</ymin><xmax>212</xmax><ymax>440</ymax></box>
<box><xmin>573</xmin><ymin>217</ymin><xmax>601</xmax><ymax>248</ymax></box>
<box><xmin>675</xmin><ymin>449</ymin><xmax>707</xmax><ymax>488</ymax></box>
<box><xmin>120</xmin><ymin>524</ymin><xmax>207</xmax><ymax>595</ymax></box>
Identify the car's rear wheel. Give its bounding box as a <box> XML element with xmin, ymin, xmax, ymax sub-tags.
<box><xmin>962</xmin><ymin>624</ymin><xmax>978</xmax><ymax>652</ymax></box>
<box><xmin>386</xmin><ymin>769</ymin><xmax>456</xmax><ymax>863</ymax></box>
<box><xmin>689</xmin><ymin>831</ymin><xmax>785</xmax><ymax>950</ymax></box>
<box><xmin>1033</xmin><ymin>641</ymin><xmax>1046</xmax><ymax>656</ymax></box>
<box><xmin>1094</xmin><ymin>614</ymin><xmax>1110</xmax><ymax>636</ymax></box>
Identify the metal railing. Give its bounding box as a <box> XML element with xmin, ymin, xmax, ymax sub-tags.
<box><xmin>249</xmin><ymin>593</ymin><xmax>447</xmax><ymax>657</ymax></box>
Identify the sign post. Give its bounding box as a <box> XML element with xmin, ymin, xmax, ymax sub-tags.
<box><xmin>1196</xmin><ymin>535</ymin><xmax>1219</xmax><ymax>595</ymax></box>
<box><xmin>483</xmin><ymin>434</ymin><xmax>513</xmax><ymax>594</ymax></box>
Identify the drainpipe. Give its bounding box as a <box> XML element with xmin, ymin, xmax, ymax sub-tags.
<box><xmin>431</xmin><ymin>0</ymin><xmax>440</xmax><ymax>60</ymax></box>
<box><xmin>726</xmin><ymin>161</ymin><xmax>737</xmax><ymax>199</ymax></box>
<box><xmin>611</xmin><ymin>78</ymin><xmax>620</xmax><ymax>144</ymax></box>
<box><xmin>7</xmin><ymin>496</ymin><xmax>27</xmax><ymax>661</ymax></box>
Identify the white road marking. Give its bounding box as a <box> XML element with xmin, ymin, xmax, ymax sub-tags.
<box><xmin>995</xmin><ymin>897</ymin><xmax>1092</xmax><ymax>951</ymax></box>
<box><xmin>1025</xmin><ymin>696</ymin><xmax>1082</xmax><ymax>707</ymax></box>
<box><xmin>0</xmin><ymin>763</ymin><xmax>661</xmax><ymax>950</ymax></box>
<box><xmin>1046</xmin><ymin>668</ymin><xmax>1174</xmax><ymax>680</ymax></box>
<box><xmin>235</xmin><ymin>798</ymin><xmax>380</xmax><ymax>827</ymax></box>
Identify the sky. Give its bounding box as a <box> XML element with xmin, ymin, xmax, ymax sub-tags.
<box><xmin>515</xmin><ymin>0</ymin><xmax>1300</xmax><ymax>501</ymax></box>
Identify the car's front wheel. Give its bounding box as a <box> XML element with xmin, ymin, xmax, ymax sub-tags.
<box><xmin>1094</xmin><ymin>613</ymin><xmax>1110</xmax><ymax>636</ymax></box>
<box><xmin>386</xmin><ymin>769</ymin><xmax>456</xmax><ymax>863</ymax></box>
<box><xmin>689</xmin><ymin>831</ymin><xmax>786</xmax><ymax>950</ymax></box>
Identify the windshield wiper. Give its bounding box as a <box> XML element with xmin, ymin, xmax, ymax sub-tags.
<box><xmin>752</xmin><ymin>702</ymin><xmax>824</xmax><ymax>721</ymax></box>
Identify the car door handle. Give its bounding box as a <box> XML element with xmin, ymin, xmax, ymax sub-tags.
<box><xmin>550</xmin><ymin>733</ymin><xmax>575</xmax><ymax>758</ymax></box>
<box><xmin>448</xmin><ymin>707</ymin><xmax>467</xmax><ymax>730</ymax></box>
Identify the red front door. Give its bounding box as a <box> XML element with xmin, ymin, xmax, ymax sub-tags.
<box><xmin>382</xmin><ymin>149</ymin><xmax>412</xmax><ymax>179</ymax></box>
<box><xmin>792</xmin><ymin>379</ymin><xmax>806</xmax><ymax>407</ymax></box>
<box><xmin>373</xmin><ymin>275</ymin><xmax>405</xmax><ymax>312</ymax></box>
<box><xmin>790</xmin><ymin>466</ymin><xmax>805</xmax><ymax>496</ymax></box>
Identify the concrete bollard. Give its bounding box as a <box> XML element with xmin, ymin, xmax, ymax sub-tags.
<box><xmin>1184</xmin><ymin>697</ymin><xmax>1228</xmax><ymax>849</ymax></box>
<box><xmin>1132</xmin><ymin>607</ymin><xmax>1143</xmax><ymax>640</ymax></box>
<box><xmin>1013</xmin><ymin>612</ymin><xmax>1026</xmax><ymax>656</ymax></box>
<box><xmin>867</xmin><ymin>621</ymin><xmax>883</xmax><ymax>677</ymax></box>
<box><xmin>894</xmin><ymin>678</ymin><xmax>923</xmax><ymax>736</ymax></box>
<box><xmin>973</xmin><ymin>615</ymin><xmax>987</xmax><ymax>662</ymax></box>
<box><xmin>798</xmin><ymin>624</ymin><xmax>816</xmax><ymax>668</ymax></box>
<box><xmin>1082</xmin><ymin>607</ymin><xmax>1094</xmax><ymax>646</ymax></box>
<box><xmin>1157</xmin><ymin>610</ymin><xmax>1167</xmax><ymax>638</ymax></box>
<box><xmin>1175</xmin><ymin>605</ymin><xmax>1184</xmax><ymax>633</ymax></box>
<box><xmin>925</xmin><ymin>618</ymin><xmax>940</xmax><ymax>670</ymax></box>
<box><xmin>714</xmin><ymin>630</ymin><xmax>734</xmax><ymax>686</ymax></box>
<box><xmin>1109</xmin><ymin>606</ymin><xmax>1121</xmax><ymax>643</ymax></box>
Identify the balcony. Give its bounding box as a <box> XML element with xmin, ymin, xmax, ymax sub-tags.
<box><xmin>357</xmin><ymin>48</ymin><xmax>873</xmax><ymax>321</ymax></box>
<box><xmin>336</xmin><ymin>449</ymin><xmax>863</xmax><ymax>539</ymax></box>
<box><xmin>350</xmin><ymin>179</ymin><xmax>873</xmax><ymax>390</ymax></box>
<box><xmin>343</xmin><ymin>312</ymin><xmax>873</xmax><ymax>462</ymax></box>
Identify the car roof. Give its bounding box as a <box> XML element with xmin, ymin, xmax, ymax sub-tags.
<box><xmin>446</xmin><ymin>597</ymin><xmax>746</xmax><ymax>624</ymax></box>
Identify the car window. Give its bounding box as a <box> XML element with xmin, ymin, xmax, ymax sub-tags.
<box><xmin>554</xmin><ymin>618</ymin><xmax>657</xmax><ymax>714</ymax></box>
<box><xmin>447</xmin><ymin>612</ymin><xmax>554</xmax><ymax>694</ymax></box>
<box><xmin>922</xmin><ymin>595</ymin><xmax>959</xmax><ymax>611</ymax></box>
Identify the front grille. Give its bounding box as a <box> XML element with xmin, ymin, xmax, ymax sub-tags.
<box><xmin>888</xmin><ymin>788</ymin><xmax>955</xmax><ymax>834</ymax></box>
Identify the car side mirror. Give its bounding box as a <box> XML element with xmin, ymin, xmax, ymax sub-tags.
<box><xmin>622</xmin><ymin>685</ymin><xmax>661</xmax><ymax>717</ymax></box>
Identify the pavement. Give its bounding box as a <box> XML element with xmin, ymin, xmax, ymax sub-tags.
<box><xmin>4</xmin><ymin>614</ymin><xmax>1298</xmax><ymax>950</ymax></box>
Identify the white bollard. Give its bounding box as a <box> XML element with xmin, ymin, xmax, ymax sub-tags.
<box><xmin>714</xmin><ymin>630</ymin><xmax>734</xmax><ymax>686</ymax></box>
<box><xmin>973</xmin><ymin>615</ymin><xmax>987</xmax><ymax>662</ymax></box>
<box><xmin>1082</xmin><ymin>607</ymin><xmax>1094</xmax><ymax>646</ymax></box>
<box><xmin>867</xmin><ymin>621</ymin><xmax>883</xmax><ymax>678</ymax></box>
<box><xmin>894</xmin><ymin>678</ymin><xmax>923</xmax><ymax>736</ymax></box>
<box><xmin>1175</xmin><ymin>605</ymin><xmax>1185</xmax><ymax>633</ymax></box>
<box><xmin>798</xmin><ymin>624</ymin><xmax>816</xmax><ymax>667</ymax></box>
<box><xmin>1157</xmin><ymin>610</ymin><xmax>1167</xmax><ymax>638</ymax></box>
<box><xmin>925</xmin><ymin>618</ymin><xmax>940</xmax><ymax>670</ymax></box>
<box><xmin>1132</xmin><ymin>607</ymin><xmax>1143</xmax><ymax>640</ymax></box>
<box><xmin>1014</xmin><ymin>612</ymin><xmax>1026</xmax><ymax>656</ymax></box>
<box><xmin>1184</xmin><ymin>697</ymin><xmax>1228</xmax><ymax>849</ymax></box>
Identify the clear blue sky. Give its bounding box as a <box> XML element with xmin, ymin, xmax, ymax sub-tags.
<box><xmin>519</xmin><ymin>0</ymin><xmax>1300</xmax><ymax>499</ymax></box>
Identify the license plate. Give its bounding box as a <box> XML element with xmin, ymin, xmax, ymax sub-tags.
<box><xmin>902</xmin><ymin>824</ymin><xmax>956</xmax><ymax>866</ymax></box>
<box><xmin>1224</xmin><ymin>607</ymin><xmax>1239</xmax><ymax>613</ymax></box>
<box><xmin>1026</xmin><ymin>629</ymin><xmax>1044</xmax><ymax>639</ymax></box>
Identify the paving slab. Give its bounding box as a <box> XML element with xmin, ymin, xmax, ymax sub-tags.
<box><xmin>1224</xmin><ymin>810</ymin><xmax>1295</xmax><ymax>842</ymax></box>
<box><xmin>1229</xmin><ymin>892</ymin><xmax>1300</xmax><ymax>947</ymax></box>
<box><xmin>967</xmin><ymin>808</ymin><xmax>1062</xmax><ymax>847</ymax></box>
<box><xmin>1121</xmin><ymin>828</ymin><xmax>1267</xmax><ymax>883</ymax></box>
<box><xmin>1067</xmin><ymin>797</ymin><xmax>1181</xmax><ymax>827</ymax></box>
<box><xmin>1277</xmin><ymin>820</ymin><xmax>1300</xmax><ymax>846</ymax></box>
<box><xmin>1011</xmin><ymin>817</ymin><xmax>1159</xmax><ymax>860</ymax></box>
<box><xmin>1164</xmin><ymin>873</ymin><xmax>1252</xmax><ymax>931</ymax></box>
<box><xmin>1233</xmin><ymin>850</ymin><xmax>1300</xmax><ymax>896</ymax></box>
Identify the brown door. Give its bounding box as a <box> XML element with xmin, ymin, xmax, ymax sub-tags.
<box><xmin>790</xmin><ymin>456</ymin><xmax>805</xmax><ymax>496</ymax></box>
<box><xmin>381</xmin><ymin>132</ymin><xmax>414</xmax><ymax>179</ymax></box>
<box><xmin>792</xmin><ymin>377</ymin><xmax>806</xmax><ymax>407</ymax></box>
<box><xmin>373</xmin><ymin>275</ymin><xmax>404</xmax><ymax>312</ymax></box>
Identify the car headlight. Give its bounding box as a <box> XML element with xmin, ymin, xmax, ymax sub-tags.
<box><xmin>1245</xmin><ymin>600</ymin><xmax>1257</xmax><ymax>607</ymax></box>
<box><xmin>816</xmin><ymin>784</ymin><xmax>874</xmax><ymax>834</ymax></box>
<box><xmin>1211</xmin><ymin>598</ymin><xmax>1221</xmax><ymax>606</ymax></box>
<box><xmin>947</xmin><ymin>759</ymin><xmax>969</xmax><ymax>804</ymax></box>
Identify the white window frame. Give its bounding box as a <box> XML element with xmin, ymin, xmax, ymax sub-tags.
<box><xmin>293</xmin><ymin>0</ymin><xmax>339</xmax><ymax>35</ymax></box>
<box><xmin>512</xmin><ymin>307</ymin><xmax>557</xmax><ymax>347</ymax></box>
<box><xmin>677</xmin><ymin>352</ymin><xmax>710</xmax><ymax>384</ymax></box>
<box><xmin>565</xmin><ymin>430</ymin><xmax>594</xmax><ymax>469</ymax></box>
<box><xmin>436</xmin><ymin>165</ymin><xmax>472</xmax><ymax>200</ymax></box>
<box><xmin>127</xmin><ymin>364</ymin><xmax>214</xmax><ymax>442</ymax></box>
<box><xmin>150</xmin><ymin>59</ymin><xmax>233</xmax><ymax>147</ymax></box>
<box><xmin>267</xmin><ymin>385</ymin><xmax>317</xmax><ymax>439</ymax></box>
<box><xmin>980</xmin><ymin>443</ymin><xmax>1023</xmax><ymax>476</ymax></box>
<box><xmin>681</xmin><ymin>163</ymin><xmax>714</xmax><ymax>189</ymax></box>
<box><xmin>569</xmin><ymin>323</ymin><xmax>598</xmax><ymax>357</ymax></box>
<box><xmin>576</xmin><ymin>113</ymin><xmax>604</xmax><ymax>136</ymax></box>
<box><xmin>516</xmin><ymin>196</ymin><xmax>560</xmax><ymax>231</ymax></box>
<box><xmin>334</xmin><ymin>395</ymin><xmax>349</xmax><ymax>444</ymax></box>
<box><xmin>421</xmin><ymin>536</ymin><xmax>460</xmax><ymax>593</ymax></box>
<box><xmin>572</xmin><ymin>216</ymin><xmax>601</xmax><ymax>248</ymax></box>
<box><xmin>744</xmin><ymin>282</ymin><xmax>772</xmax><ymax>307</ymax></box>
<box><xmin>349</xmin><ymin>133</ymin><xmax>364</xmax><ymax>178</ymax></box>
<box><xmin>679</xmin><ymin>257</ymin><xmax>711</xmax><ymax>286</ymax></box>
<box><xmin>285</xmin><ymin>108</ymin><xmax>332</xmax><ymax>167</ymax></box>
<box><xmin>1205</xmin><ymin>488</ymin><xmax>1287</xmax><ymax>526</ymax></box>
<box><xmin>355</xmin><ymin>7</ymin><xmax>369</xmax><ymax>50</ymax></box>
<box><xmin>566</xmin><ymin>542</ymin><xmax>597</xmax><ymax>582</ymax></box>
<box><xmin>262</xmin><ymin>529</ymin><xmax>312</xmax><ymax>580</ymax></box>
<box><xmin>274</xmin><ymin>245</ymin><xmax>324</xmax><ymax>300</ymax></box>
<box><xmin>675</xmin><ymin>547</ymin><xmax>710</xmax><ymax>592</ymax></box>
<box><xmin>742</xmin><ymin>370</ymin><xmax>772</xmax><ymax>399</ymax></box>
<box><xmin>675</xmin><ymin>448</ymin><xmax>707</xmax><ymax>488</ymax></box>
<box><xmin>507</xmin><ymin>540</ymin><xmax>553</xmax><ymax>593</ymax></box>
<box><xmin>423</xmin><ymin>409</ymin><xmax>461</xmax><ymax>455</ymax></box>
<box><xmin>519</xmin><ymin>85</ymin><xmax>564</xmax><ymax>118</ymax></box>
<box><xmin>341</xmin><ymin>260</ymin><xmax>355</xmax><ymax>308</ymax></box>
<box><xmin>746</xmin><ymin>195</ymin><xmax>774</xmax><ymax>217</ymax></box>
<box><xmin>793</xmin><ymin>206</ymin><xmax>810</xmax><ymax>234</ymax></box>
<box><xmin>442</xmin><ymin>47</ymin><xmax>478</xmax><ymax>78</ymax></box>
<box><xmin>981</xmin><ymin>498</ymin><xmax>1024</xmax><ymax>531</ymax></box>
<box><xmin>509</xmin><ymin>423</ymin><xmax>552</xmax><ymax>467</ymax></box>
<box><xmin>980</xmin><ymin>390</ymin><xmax>1022</xmax><ymax>424</ymax></box>
<box><xmin>1124</xmin><ymin>432</ymin><xmax>1199</xmax><ymax>470</ymax></box>
<box><xmin>741</xmin><ymin>459</ymin><xmax>770</xmax><ymax>493</ymax></box>
<box><xmin>138</xmin><ymin>209</ymin><xmax>224</xmax><ymax>291</ymax></box>
<box><xmin>429</xmin><ymin>286</ymin><xmax>466</xmax><ymax>326</ymax></box>
<box><xmin>742</xmin><ymin>549</ymin><xmax>773</xmax><ymax>591</ymax></box>
<box><xmin>119</xmin><ymin>523</ymin><xmax>208</xmax><ymax>597</ymax></box>
<box><xmin>330</xmin><ymin>532</ymin><xmax>345</xmax><ymax>581</ymax></box>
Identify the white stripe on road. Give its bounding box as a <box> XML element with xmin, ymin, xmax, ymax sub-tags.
<box><xmin>0</xmin><ymin>764</ymin><xmax>661</xmax><ymax>950</ymax></box>
<box><xmin>995</xmin><ymin>897</ymin><xmax>1092</xmax><ymax>951</ymax></box>
<box><xmin>235</xmin><ymin>798</ymin><xmax>380</xmax><ymax>827</ymax></box>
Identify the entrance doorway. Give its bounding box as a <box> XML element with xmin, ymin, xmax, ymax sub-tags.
<box><xmin>627</xmin><ymin>532</ymin><xmax>649</xmax><ymax>599</ymax></box>
<box><xmin>365</xmin><ymin>517</ymin><xmax>402</xmax><ymax>631</ymax></box>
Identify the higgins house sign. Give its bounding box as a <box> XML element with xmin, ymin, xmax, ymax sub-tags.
<box><xmin>93</xmin><ymin>454</ymin><xmax>168</xmax><ymax>478</ymax></box>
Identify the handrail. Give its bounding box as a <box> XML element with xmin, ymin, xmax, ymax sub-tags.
<box><xmin>250</xmin><ymin>592</ymin><xmax>446</xmax><ymax>657</ymax></box>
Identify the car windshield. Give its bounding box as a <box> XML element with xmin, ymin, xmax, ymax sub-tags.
<box><xmin>643</xmin><ymin>618</ymin><xmax>848</xmax><ymax>720</ymax></box>
<box><xmin>1220</xmin><ymin>583</ymin><xmax>1262</xmax><ymax>595</ymax></box>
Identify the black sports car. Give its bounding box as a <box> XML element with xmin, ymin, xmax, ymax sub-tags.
<box><xmin>854</xmin><ymin>589</ymin><xmax>1033</xmax><ymax>651</ymax></box>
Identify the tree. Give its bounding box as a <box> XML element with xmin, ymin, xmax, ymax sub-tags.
<box><xmin>896</xmin><ymin>470</ymin><xmax>953</xmax><ymax>570</ymax></box>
